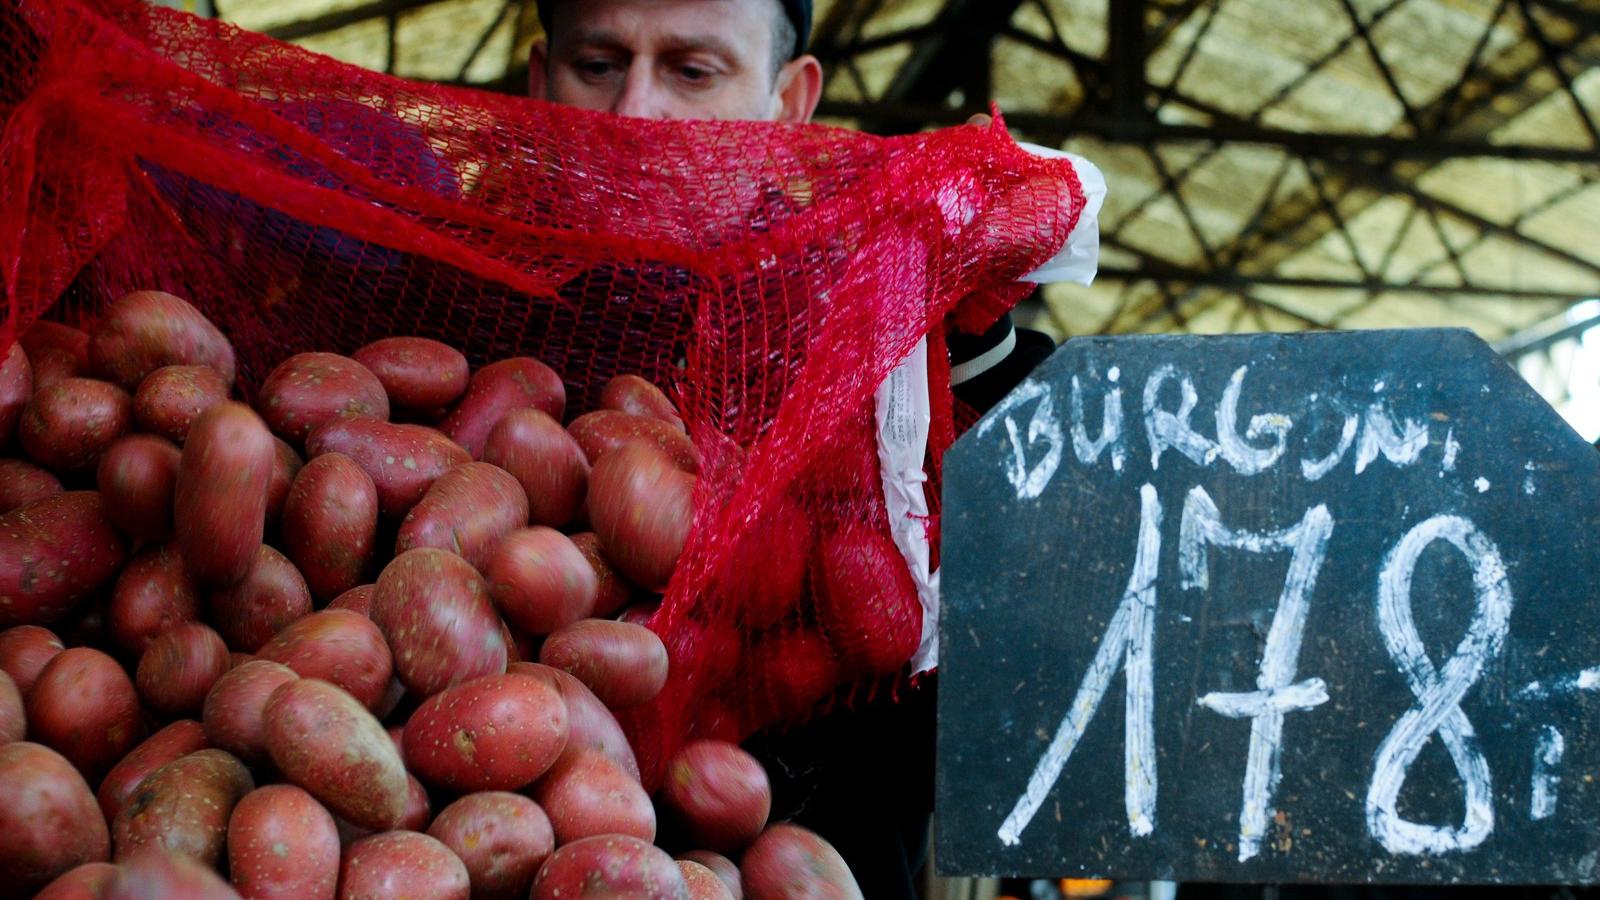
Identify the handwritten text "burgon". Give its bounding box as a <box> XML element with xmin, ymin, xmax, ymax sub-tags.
<box><xmin>975</xmin><ymin>365</ymin><xmax>1452</xmax><ymax>500</ymax></box>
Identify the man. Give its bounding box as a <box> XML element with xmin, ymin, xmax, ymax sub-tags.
<box><xmin>530</xmin><ymin>3</ymin><xmax>1058</xmax><ymax>896</ymax></box>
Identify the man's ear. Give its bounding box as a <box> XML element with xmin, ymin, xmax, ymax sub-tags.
<box><xmin>775</xmin><ymin>53</ymin><xmax>823</xmax><ymax>124</ymax></box>
<box><xmin>528</xmin><ymin>39</ymin><xmax>549</xmax><ymax>98</ymax></box>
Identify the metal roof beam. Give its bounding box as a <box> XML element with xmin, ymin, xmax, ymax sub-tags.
<box><xmin>1098</xmin><ymin>266</ymin><xmax>1596</xmax><ymax>302</ymax></box>
<box><xmin>265</xmin><ymin>0</ymin><xmax>439</xmax><ymax>42</ymax></box>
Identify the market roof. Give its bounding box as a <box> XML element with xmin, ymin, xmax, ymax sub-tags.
<box><xmin>191</xmin><ymin>0</ymin><xmax>1600</xmax><ymax>343</ymax></box>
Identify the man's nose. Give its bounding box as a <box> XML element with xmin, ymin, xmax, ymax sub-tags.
<box><xmin>612</xmin><ymin>60</ymin><xmax>666</xmax><ymax>120</ymax></box>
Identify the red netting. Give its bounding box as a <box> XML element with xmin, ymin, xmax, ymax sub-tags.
<box><xmin>0</xmin><ymin>0</ymin><xmax>1088</xmax><ymax>786</ymax></box>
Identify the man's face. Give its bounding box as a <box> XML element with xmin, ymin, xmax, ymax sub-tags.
<box><xmin>531</xmin><ymin>0</ymin><xmax>821</xmax><ymax>123</ymax></box>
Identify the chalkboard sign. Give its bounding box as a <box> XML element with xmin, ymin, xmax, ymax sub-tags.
<box><xmin>936</xmin><ymin>329</ymin><xmax>1600</xmax><ymax>884</ymax></box>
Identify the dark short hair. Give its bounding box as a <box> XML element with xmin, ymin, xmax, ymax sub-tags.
<box><xmin>538</xmin><ymin>0</ymin><xmax>799</xmax><ymax>80</ymax></box>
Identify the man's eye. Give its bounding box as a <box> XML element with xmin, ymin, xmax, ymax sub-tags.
<box><xmin>676</xmin><ymin>65</ymin><xmax>714</xmax><ymax>84</ymax></box>
<box><xmin>576</xmin><ymin>59</ymin><xmax>618</xmax><ymax>78</ymax></box>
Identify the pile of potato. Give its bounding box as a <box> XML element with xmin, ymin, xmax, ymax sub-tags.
<box><xmin>0</xmin><ymin>291</ymin><xmax>867</xmax><ymax>899</ymax></box>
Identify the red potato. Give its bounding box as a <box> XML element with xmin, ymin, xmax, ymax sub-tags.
<box><xmin>571</xmin><ymin>532</ymin><xmax>635</xmax><ymax>617</ymax></box>
<box><xmin>487</xmin><ymin>527</ymin><xmax>597</xmax><ymax>636</ymax></box>
<box><xmin>201</xmin><ymin>660</ymin><xmax>298</xmax><ymax>766</ymax></box>
<box><xmin>27</xmin><ymin>647</ymin><xmax>145</xmax><ymax>782</ymax></box>
<box><xmin>660</xmin><ymin>741</ymin><xmax>771</xmax><ymax>855</ymax></box>
<box><xmin>530</xmin><ymin>834</ymin><xmax>687</xmax><ymax>900</ymax></box>
<box><xmin>533</xmin><ymin>750</ymin><xmax>657</xmax><ymax>844</ymax></box>
<box><xmin>601</xmin><ymin>374</ymin><xmax>686</xmax><ymax>431</ymax></box>
<box><xmin>258</xmin><ymin>353</ymin><xmax>389</xmax><ymax>446</ymax></box>
<box><xmin>110</xmin><ymin>544</ymin><xmax>200</xmax><ymax>655</ymax></box>
<box><xmin>0</xmin><ymin>342</ymin><xmax>31</xmax><ymax>452</ymax></box>
<box><xmin>739</xmin><ymin>824</ymin><xmax>863</xmax><ymax>900</ymax></box>
<box><xmin>371</xmin><ymin>548</ymin><xmax>507</xmax><ymax>697</ymax></box>
<box><xmin>482</xmin><ymin>409</ymin><xmax>589</xmax><ymax>528</ymax></box>
<box><xmin>0</xmin><ymin>671</ymin><xmax>21</xmax><ymax>744</ymax></box>
<box><xmin>428</xmin><ymin>792</ymin><xmax>554</xmax><ymax>900</ymax></box>
<box><xmin>97</xmin><ymin>434</ymin><xmax>181</xmax><ymax>542</ymax></box>
<box><xmin>19</xmin><ymin>378</ymin><xmax>134</xmax><ymax>473</ymax></box>
<box><xmin>0</xmin><ymin>742</ymin><xmax>110</xmax><ymax>896</ymax></box>
<box><xmin>0</xmin><ymin>457</ymin><xmax>61</xmax><ymax>513</ymax></box>
<box><xmin>262</xmin><ymin>679</ymin><xmax>407</xmax><ymax>831</ymax></box>
<box><xmin>280</xmin><ymin>453</ymin><xmax>378</xmax><ymax>602</ymax></box>
<box><xmin>539</xmin><ymin>618</ymin><xmax>669</xmax><ymax>710</ymax></box>
<box><xmin>174</xmin><ymin>402</ymin><xmax>274</xmax><ymax>587</ymax></box>
<box><xmin>329</xmin><ymin>773</ymin><xmax>431</xmax><ymax>847</ymax></box>
<box><xmin>440</xmin><ymin>357</ymin><xmax>565</xmax><ymax>458</ymax></box>
<box><xmin>395</xmin><ymin>462</ymin><xmax>529</xmax><ymax>572</ymax></box>
<box><xmin>265</xmin><ymin>437</ymin><xmax>301</xmax><ymax>528</ymax></box>
<box><xmin>0</xmin><ymin>624</ymin><xmax>64</xmax><ymax>693</ymax></box>
<box><xmin>136</xmin><ymin>624</ymin><xmax>231</xmax><ymax>718</ymax></box>
<box><xmin>132</xmin><ymin>364</ymin><xmax>229</xmax><ymax>444</ymax></box>
<box><xmin>352</xmin><ymin>337</ymin><xmax>470</xmax><ymax>411</ymax></box>
<box><xmin>588</xmin><ymin>443</ymin><xmax>697</xmax><ymax>591</ymax></box>
<box><xmin>328</xmin><ymin>584</ymin><xmax>375</xmax><ymax>617</ymax></box>
<box><xmin>112</xmin><ymin>749</ymin><xmax>254</xmax><ymax>867</ymax></box>
<box><xmin>569</xmin><ymin>409</ymin><xmax>699</xmax><ymax>473</ymax></box>
<box><xmin>89</xmin><ymin>290</ymin><xmax>236</xmax><ymax>390</ymax></box>
<box><xmin>679</xmin><ymin>860</ymin><xmax>737</xmax><ymax>900</ymax></box>
<box><xmin>722</xmin><ymin>493</ymin><xmax>811</xmax><ymax>630</ymax></box>
<box><xmin>208</xmin><ymin>545</ymin><xmax>313</xmax><ymax>653</ymax></box>
<box><xmin>509</xmin><ymin>662</ymin><xmax>640</xmax><ymax>781</ymax></box>
<box><xmin>227</xmin><ymin>784</ymin><xmax>339</xmax><ymax>900</ymax></box>
<box><xmin>26</xmin><ymin>347</ymin><xmax>87</xmax><ymax>391</ymax></box>
<box><xmin>304</xmin><ymin>419</ymin><xmax>469</xmax><ymax>518</ymax></box>
<box><xmin>662</xmin><ymin>616</ymin><xmax>741</xmax><ymax>698</ymax></box>
<box><xmin>97</xmin><ymin>720</ymin><xmax>211</xmax><ymax>823</ymax></box>
<box><xmin>812</xmin><ymin>523</ymin><xmax>923</xmax><ymax>677</ymax></box>
<box><xmin>20</xmin><ymin>321</ymin><xmax>91</xmax><ymax>374</ymax></box>
<box><xmin>403</xmin><ymin>672</ymin><xmax>568</xmax><ymax>792</ymax></box>
<box><xmin>746</xmin><ymin>629</ymin><xmax>838</xmax><ymax>726</ymax></box>
<box><xmin>617</xmin><ymin>602</ymin><xmax>659</xmax><ymax>627</ymax></box>
<box><xmin>104</xmin><ymin>848</ymin><xmax>240</xmax><ymax>900</ymax></box>
<box><xmin>0</xmin><ymin>492</ymin><xmax>128</xmax><ymax>628</ymax></box>
<box><xmin>678</xmin><ymin>851</ymin><xmax>742</xmax><ymax>899</ymax></box>
<box><xmin>33</xmin><ymin>861</ymin><xmax>119</xmax><ymax>900</ymax></box>
<box><xmin>255</xmin><ymin>610</ymin><xmax>392</xmax><ymax>712</ymax></box>
<box><xmin>339</xmin><ymin>831</ymin><xmax>469</xmax><ymax>900</ymax></box>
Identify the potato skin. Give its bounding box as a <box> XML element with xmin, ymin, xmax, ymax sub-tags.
<box><xmin>280</xmin><ymin>453</ymin><xmax>378</xmax><ymax>602</ymax></box>
<box><xmin>97</xmin><ymin>719</ymin><xmax>211</xmax><ymax>824</ymax></box>
<box><xmin>508</xmin><ymin>662</ymin><xmax>640</xmax><ymax>781</ymax></box>
<box><xmin>132</xmin><ymin>364</ymin><xmax>228</xmax><ymax>444</ymax></box>
<box><xmin>678</xmin><ymin>851</ymin><xmax>741</xmax><ymax>900</ymax></box>
<box><xmin>0</xmin><ymin>671</ymin><xmax>21</xmax><ymax>744</ymax></box>
<box><xmin>340</xmin><ymin>831</ymin><xmax>470</xmax><ymax>900</ymax></box>
<box><xmin>530</xmin><ymin>834</ymin><xmax>687</xmax><ymax>900</ymax></box>
<box><xmin>109</xmin><ymin>544</ymin><xmax>200</xmax><ymax>655</ymax></box>
<box><xmin>679</xmin><ymin>861</ymin><xmax>736</xmax><ymax>900</ymax></box>
<box><xmin>227</xmin><ymin>784</ymin><xmax>340</xmax><ymax>900</ymax></box>
<box><xmin>403</xmin><ymin>672</ymin><xmax>568</xmax><ymax>792</ymax></box>
<box><xmin>587</xmin><ymin>443</ymin><xmax>696</xmax><ymax>591</ymax></box>
<box><xmin>395</xmin><ymin>462</ymin><xmax>528</xmax><ymax>572</ymax></box>
<box><xmin>532</xmin><ymin>749</ymin><xmax>657</xmax><ymax>845</ymax></box>
<box><xmin>111</xmin><ymin>749</ymin><xmax>254</xmax><ymax>867</ymax></box>
<box><xmin>89</xmin><ymin>290</ymin><xmax>236</xmax><ymax>390</ymax></box>
<box><xmin>19</xmin><ymin>378</ymin><xmax>133</xmax><ymax>474</ymax></box>
<box><xmin>103</xmin><ymin>848</ymin><xmax>240</xmax><ymax>900</ymax></box>
<box><xmin>539</xmin><ymin>618</ymin><xmax>669</xmax><ymax>711</ymax></box>
<box><xmin>201</xmin><ymin>659</ymin><xmax>299</xmax><ymax>766</ymax></box>
<box><xmin>660</xmin><ymin>741</ymin><xmax>771</xmax><ymax>855</ymax></box>
<box><xmin>570</xmin><ymin>531</ymin><xmax>635</xmax><ymax>617</ymax></box>
<box><xmin>174</xmin><ymin>402</ymin><xmax>274</xmax><ymax>587</ymax></box>
<box><xmin>0</xmin><ymin>742</ymin><xmax>110</xmax><ymax>897</ymax></box>
<box><xmin>600</xmin><ymin>374</ymin><xmax>686</xmax><ymax>431</ymax></box>
<box><xmin>0</xmin><ymin>342</ymin><xmax>31</xmax><ymax>453</ymax></box>
<box><xmin>97</xmin><ymin>434</ymin><xmax>181</xmax><ymax>543</ymax></box>
<box><xmin>351</xmin><ymin>337</ymin><xmax>469</xmax><ymax>411</ymax></box>
<box><xmin>0</xmin><ymin>624</ymin><xmax>64</xmax><ymax>693</ymax></box>
<box><xmin>208</xmin><ymin>546</ymin><xmax>313</xmax><ymax>653</ymax></box>
<box><xmin>427</xmin><ymin>792</ymin><xmax>553</xmax><ymax>900</ymax></box>
<box><xmin>135</xmin><ymin>623</ymin><xmax>231</xmax><ymax>719</ymax></box>
<box><xmin>262</xmin><ymin>678</ymin><xmax>408</xmax><ymax>832</ymax></box>
<box><xmin>26</xmin><ymin>647</ymin><xmax>145</xmax><ymax>782</ymax></box>
<box><xmin>0</xmin><ymin>492</ymin><xmax>127</xmax><ymax>628</ymax></box>
<box><xmin>440</xmin><ymin>357</ymin><xmax>565</xmax><ymax>458</ymax></box>
<box><xmin>739</xmin><ymin>824</ymin><xmax>863</xmax><ymax>900</ymax></box>
<box><xmin>255</xmin><ymin>610</ymin><xmax>392</xmax><ymax>712</ymax></box>
<box><xmin>0</xmin><ymin>458</ymin><xmax>61</xmax><ymax>514</ymax></box>
<box><xmin>482</xmin><ymin>409</ymin><xmax>589</xmax><ymax>528</ymax></box>
<box><xmin>568</xmin><ymin>409</ymin><xmax>698</xmax><ymax>472</ymax></box>
<box><xmin>258</xmin><ymin>353</ymin><xmax>389</xmax><ymax>446</ymax></box>
<box><xmin>32</xmin><ymin>861</ymin><xmax>120</xmax><ymax>900</ymax></box>
<box><xmin>304</xmin><ymin>419</ymin><xmax>469</xmax><ymax>518</ymax></box>
<box><xmin>371</xmin><ymin>549</ymin><xmax>507</xmax><ymax>698</ymax></box>
<box><xmin>487</xmin><ymin>527</ymin><xmax>597</xmax><ymax>636</ymax></box>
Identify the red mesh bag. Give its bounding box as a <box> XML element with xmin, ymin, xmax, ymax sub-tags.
<box><xmin>0</xmin><ymin>0</ymin><xmax>1090</xmax><ymax>785</ymax></box>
